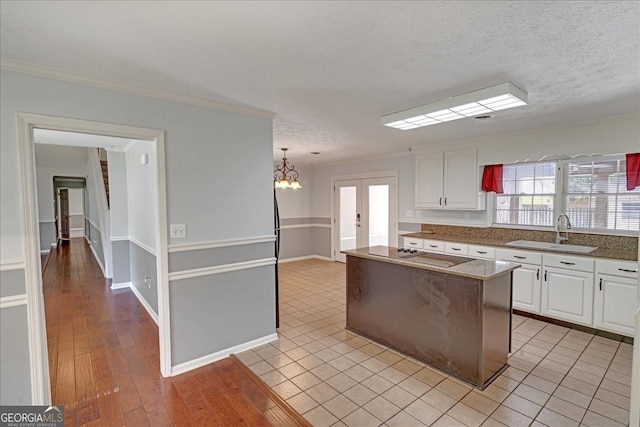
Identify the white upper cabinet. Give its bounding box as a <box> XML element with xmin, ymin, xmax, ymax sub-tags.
<box><xmin>415</xmin><ymin>147</ymin><xmax>480</xmax><ymax>210</ymax></box>
<box><xmin>415</xmin><ymin>152</ymin><xmax>444</xmax><ymax>208</ymax></box>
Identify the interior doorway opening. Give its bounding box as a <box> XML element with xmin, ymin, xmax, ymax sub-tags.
<box><xmin>17</xmin><ymin>113</ymin><xmax>170</xmax><ymax>404</ymax></box>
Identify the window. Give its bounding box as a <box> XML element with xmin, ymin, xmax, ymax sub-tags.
<box><xmin>564</xmin><ymin>158</ymin><xmax>640</xmax><ymax>231</ymax></box>
<box><xmin>495</xmin><ymin>162</ymin><xmax>556</xmax><ymax>227</ymax></box>
<box><xmin>492</xmin><ymin>155</ymin><xmax>640</xmax><ymax>233</ymax></box>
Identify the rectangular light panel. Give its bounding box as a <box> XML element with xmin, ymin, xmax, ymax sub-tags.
<box><xmin>381</xmin><ymin>82</ymin><xmax>527</xmax><ymax>130</ymax></box>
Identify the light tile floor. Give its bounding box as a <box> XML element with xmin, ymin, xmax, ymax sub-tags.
<box><xmin>237</xmin><ymin>259</ymin><xmax>633</xmax><ymax>427</ymax></box>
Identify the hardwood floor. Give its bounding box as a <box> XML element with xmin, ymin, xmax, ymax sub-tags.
<box><xmin>43</xmin><ymin>238</ymin><xmax>310</xmax><ymax>426</ymax></box>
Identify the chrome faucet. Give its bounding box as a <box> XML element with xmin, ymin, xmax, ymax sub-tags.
<box><xmin>555</xmin><ymin>213</ymin><xmax>572</xmax><ymax>244</ymax></box>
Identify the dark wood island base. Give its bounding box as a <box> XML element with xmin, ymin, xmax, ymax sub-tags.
<box><xmin>345</xmin><ymin>250</ymin><xmax>516</xmax><ymax>390</ymax></box>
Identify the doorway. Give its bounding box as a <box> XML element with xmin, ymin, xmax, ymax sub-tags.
<box><xmin>332</xmin><ymin>172</ymin><xmax>398</xmax><ymax>263</ymax></box>
<box><xmin>17</xmin><ymin>113</ymin><xmax>170</xmax><ymax>404</ymax></box>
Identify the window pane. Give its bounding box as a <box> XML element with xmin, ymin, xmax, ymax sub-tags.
<box><xmin>494</xmin><ymin>162</ymin><xmax>556</xmax><ymax>227</ymax></box>
<box><xmin>564</xmin><ymin>157</ymin><xmax>638</xmax><ymax>231</ymax></box>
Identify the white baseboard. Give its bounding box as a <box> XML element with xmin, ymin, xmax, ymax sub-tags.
<box><xmin>279</xmin><ymin>255</ymin><xmax>334</xmax><ymax>263</ymax></box>
<box><xmin>40</xmin><ymin>249</ymin><xmax>49</xmax><ymax>255</ymax></box>
<box><xmin>171</xmin><ymin>333</ymin><xmax>278</xmax><ymax>377</ymax></box>
<box><xmin>88</xmin><ymin>243</ymin><xmax>106</xmax><ymax>277</ymax></box>
<box><xmin>128</xmin><ymin>283</ymin><xmax>159</xmax><ymax>326</ymax></box>
<box><xmin>111</xmin><ymin>281</ymin><xmax>132</xmax><ymax>290</ymax></box>
<box><xmin>70</xmin><ymin>228</ymin><xmax>84</xmax><ymax>238</ymax></box>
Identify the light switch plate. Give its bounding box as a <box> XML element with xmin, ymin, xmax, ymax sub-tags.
<box><xmin>415</xmin><ymin>210</ymin><xmax>422</xmax><ymax>218</ymax></box>
<box><xmin>170</xmin><ymin>224</ymin><xmax>186</xmax><ymax>238</ymax></box>
<box><xmin>405</xmin><ymin>210</ymin><xmax>414</xmax><ymax>217</ymax></box>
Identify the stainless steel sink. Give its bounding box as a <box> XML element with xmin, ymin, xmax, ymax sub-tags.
<box><xmin>506</xmin><ymin>240</ymin><xmax>598</xmax><ymax>254</ymax></box>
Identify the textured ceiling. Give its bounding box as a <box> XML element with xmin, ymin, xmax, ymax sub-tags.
<box><xmin>2</xmin><ymin>1</ymin><xmax>639</xmax><ymax>165</ymax></box>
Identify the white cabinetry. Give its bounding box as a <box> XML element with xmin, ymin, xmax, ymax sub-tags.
<box><xmin>497</xmin><ymin>249</ymin><xmax>542</xmax><ymax>313</ymax></box>
<box><xmin>594</xmin><ymin>259</ymin><xmax>638</xmax><ymax>337</ymax></box>
<box><xmin>468</xmin><ymin>245</ymin><xmax>495</xmax><ymax>260</ymax></box>
<box><xmin>422</xmin><ymin>239</ymin><xmax>444</xmax><ymax>253</ymax></box>
<box><xmin>415</xmin><ymin>148</ymin><xmax>480</xmax><ymax>210</ymax></box>
<box><xmin>542</xmin><ymin>254</ymin><xmax>594</xmax><ymax>326</ymax></box>
<box><xmin>445</xmin><ymin>242</ymin><xmax>469</xmax><ymax>255</ymax></box>
<box><xmin>403</xmin><ymin>237</ymin><xmax>423</xmax><ymax>249</ymax></box>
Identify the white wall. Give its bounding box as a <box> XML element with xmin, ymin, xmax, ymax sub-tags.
<box><xmin>35</xmin><ymin>166</ymin><xmax>86</xmax><ymax>222</ymax></box>
<box><xmin>312</xmin><ymin>114</ymin><xmax>640</xmax><ymax>228</ymax></box>
<box><xmin>125</xmin><ymin>140</ymin><xmax>157</xmax><ymax>249</ymax></box>
<box><xmin>275</xmin><ymin>166</ymin><xmax>315</xmax><ymax>219</ymax></box>
<box><xmin>68</xmin><ymin>188</ymin><xmax>83</xmax><ymax>216</ymax></box>
<box><xmin>107</xmin><ymin>151</ymin><xmax>129</xmax><ymax>238</ymax></box>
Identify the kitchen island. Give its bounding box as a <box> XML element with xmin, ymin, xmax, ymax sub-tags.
<box><xmin>344</xmin><ymin>246</ymin><xmax>520</xmax><ymax>389</ymax></box>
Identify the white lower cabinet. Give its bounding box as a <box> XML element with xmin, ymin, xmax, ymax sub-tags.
<box><xmin>512</xmin><ymin>265</ymin><xmax>542</xmax><ymax>313</ymax></box>
<box><xmin>445</xmin><ymin>242</ymin><xmax>468</xmax><ymax>255</ymax></box>
<box><xmin>542</xmin><ymin>265</ymin><xmax>594</xmax><ymax>326</ymax></box>
<box><xmin>593</xmin><ymin>259</ymin><xmax>638</xmax><ymax>337</ymax></box>
<box><xmin>496</xmin><ymin>249</ymin><xmax>542</xmax><ymax>313</ymax></box>
<box><xmin>403</xmin><ymin>237</ymin><xmax>423</xmax><ymax>249</ymax></box>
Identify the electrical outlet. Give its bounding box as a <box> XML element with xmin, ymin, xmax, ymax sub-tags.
<box><xmin>464</xmin><ymin>212</ymin><xmax>470</xmax><ymax>220</ymax></box>
<box><xmin>144</xmin><ymin>276</ymin><xmax>151</xmax><ymax>289</ymax></box>
<box><xmin>170</xmin><ymin>224</ymin><xmax>186</xmax><ymax>238</ymax></box>
<box><xmin>405</xmin><ymin>210</ymin><xmax>414</xmax><ymax>217</ymax></box>
<box><xmin>415</xmin><ymin>210</ymin><xmax>422</xmax><ymax>218</ymax></box>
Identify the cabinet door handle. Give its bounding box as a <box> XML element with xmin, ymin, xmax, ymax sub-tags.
<box><xmin>544</xmin><ymin>270</ymin><xmax>548</xmax><ymax>281</ymax></box>
<box><xmin>439</xmin><ymin>197</ymin><xmax>442</xmax><ymax>206</ymax></box>
<box><xmin>618</xmin><ymin>268</ymin><xmax>638</xmax><ymax>273</ymax></box>
<box><xmin>476</xmin><ymin>251</ymin><xmax>487</xmax><ymax>254</ymax></box>
<box><xmin>409</xmin><ymin>242</ymin><xmax>418</xmax><ymax>246</ymax></box>
<box><xmin>514</xmin><ymin>255</ymin><xmax>526</xmax><ymax>260</ymax></box>
<box><xmin>599</xmin><ymin>278</ymin><xmax>602</xmax><ymax>291</ymax></box>
<box><xmin>429</xmin><ymin>245</ymin><xmax>438</xmax><ymax>248</ymax></box>
<box><xmin>451</xmin><ymin>248</ymin><xmax>461</xmax><ymax>251</ymax></box>
<box><xmin>444</xmin><ymin>197</ymin><xmax>448</xmax><ymax>206</ymax></box>
<box><xmin>560</xmin><ymin>261</ymin><xmax>575</xmax><ymax>266</ymax></box>
<box><xmin>537</xmin><ymin>269</ymin><xmax>540</xmax><ymax>280</ymax></box>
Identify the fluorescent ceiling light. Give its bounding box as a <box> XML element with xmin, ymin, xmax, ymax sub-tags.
<box><xmin>381</xmin><ymin>82</ymin><xmax>527</xmax><ymax>130</ymax></box>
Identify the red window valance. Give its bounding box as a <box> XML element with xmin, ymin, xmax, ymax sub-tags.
<box><xmin>626</xmin><ymin>153</ymin><xmax>640</xmax><ymax>191</ymax></box>
<box><xmin>481</xmin><ymin>164</ymin><xmax>504</xmax><ymax>194</ymax></box>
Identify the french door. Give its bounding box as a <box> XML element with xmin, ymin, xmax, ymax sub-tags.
<box><xmin>333</xmin><ymin>175</ymin><xmax>397</xmax><ymax>262</ymax></box>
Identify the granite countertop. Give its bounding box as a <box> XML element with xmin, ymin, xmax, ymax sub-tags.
<box><xmin>402</xmin><ymin>232</ymin><xmax>638</xmax><ymax>262</ymax></box>
<box><xmin>343</xmin><ymin>247</ymin><xmax>520</xmax><ymax>281</ymax></box>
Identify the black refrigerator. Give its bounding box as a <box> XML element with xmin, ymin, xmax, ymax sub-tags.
<box><xmin>274</xmin><ymin>189</ymin><xmax>280</xmax><ymax>328</ymax></box>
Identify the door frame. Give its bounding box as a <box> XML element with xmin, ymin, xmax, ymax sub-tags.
<box><xmin>330</xmin><ymin>170</ymin><xmax>398</xmax><ymax>261</ymax></box>
<box><xmin>17</xmin><ymin>112</ymin><xmax>171</xmax><ymax>404</ymax></box>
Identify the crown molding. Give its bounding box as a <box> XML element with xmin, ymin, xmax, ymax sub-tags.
<box><xmin>0</xmin><ymin>58</ymin><xmax>276</xmax><ymax>120</ymax></box>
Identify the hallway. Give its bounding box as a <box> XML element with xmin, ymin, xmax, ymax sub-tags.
<box><xmin>43</xmin><ymin>239</ymin><xmax>309</xmax><ymax>426</ymax></box>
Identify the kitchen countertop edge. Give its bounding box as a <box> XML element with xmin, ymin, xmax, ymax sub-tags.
<box><xmin>343</xmin><ymin>247</ymin><xmax>520</xmax><ymax>281</ymax></box>
<box><xmin>402</xmin><ymin>232</ymin><xmax>638</xmax><ymax>262</ymax></box>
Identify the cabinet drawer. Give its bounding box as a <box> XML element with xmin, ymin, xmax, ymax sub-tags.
<box><xmin>445</xmin><ymin>242</ymin><xmax>468</xmax><ymax>255</ymax></box>
<box><xmin>544</xmin><ymin>254</ymin><xmax>594</xmax><ymax>272</ymax></box>
<box><xmin>422</xmin><ymin>239</ymin><xmax>444</xmax><ymax>252</ymax></box>
<box><xmin>468</xmin><ymin>245</ymin><xmax>495</xmax><ymax>260</ymax></box>
<box><xmin>495</xmin><ymin>248</ymin><xmax>542</xmax><ymax>265</ymax></box>
<box><xmin>404</xmin><ymin>237</ymin><xmax>423</xmax><ymax>249</ymax></box>
<box><xmin>595</xmin><ymin>259</ymin><xmax>638</xmax><ymax>279</ymax></box>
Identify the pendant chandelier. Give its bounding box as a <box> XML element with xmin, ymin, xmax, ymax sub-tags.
<box><xmin>274</xmin><ymin>148</ymin><xmax>301</xmax><ymax>189</ymax></box>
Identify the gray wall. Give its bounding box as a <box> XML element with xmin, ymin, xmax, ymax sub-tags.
<box><xmin>170</xmin><ymin>265</ymin><xmax>275</xmax><ymax>365</ymax></box>
<box><xmin>111</xmin><ymin>240</ymin><xmax>131</xmax><ymax>285</ymax></box>
<box><xmin>129</xmin><ymin>241</ymin><xmax>158</xmax><ymax>315</ymax></box>
<box><xmin>39</xmin><ymin>221</ymin><xmax>56</xmax><ymax>251</ymax></box>
<box><xmin>87</xmin><ymin>220</ymin><xmax>105</xmax><ymax>269</ymax></box>
<box><xmin>1</xmin><ymin>305</ymin><xmax>32</xmax><ymax>405</ymax></box>
<box><xmin>0</xmin><ymin>267</ymin><xmax>31</xmax><ymax>405</ymax></box>
<box><xmin>278</xmin><ymin>217</ymin><xmax>331</xmax><ymax>260</ymax></box>
<box><xmin>1</xmin><ymin>69</ymin><xmax>275</xmax><ymax>398</ymax></box>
